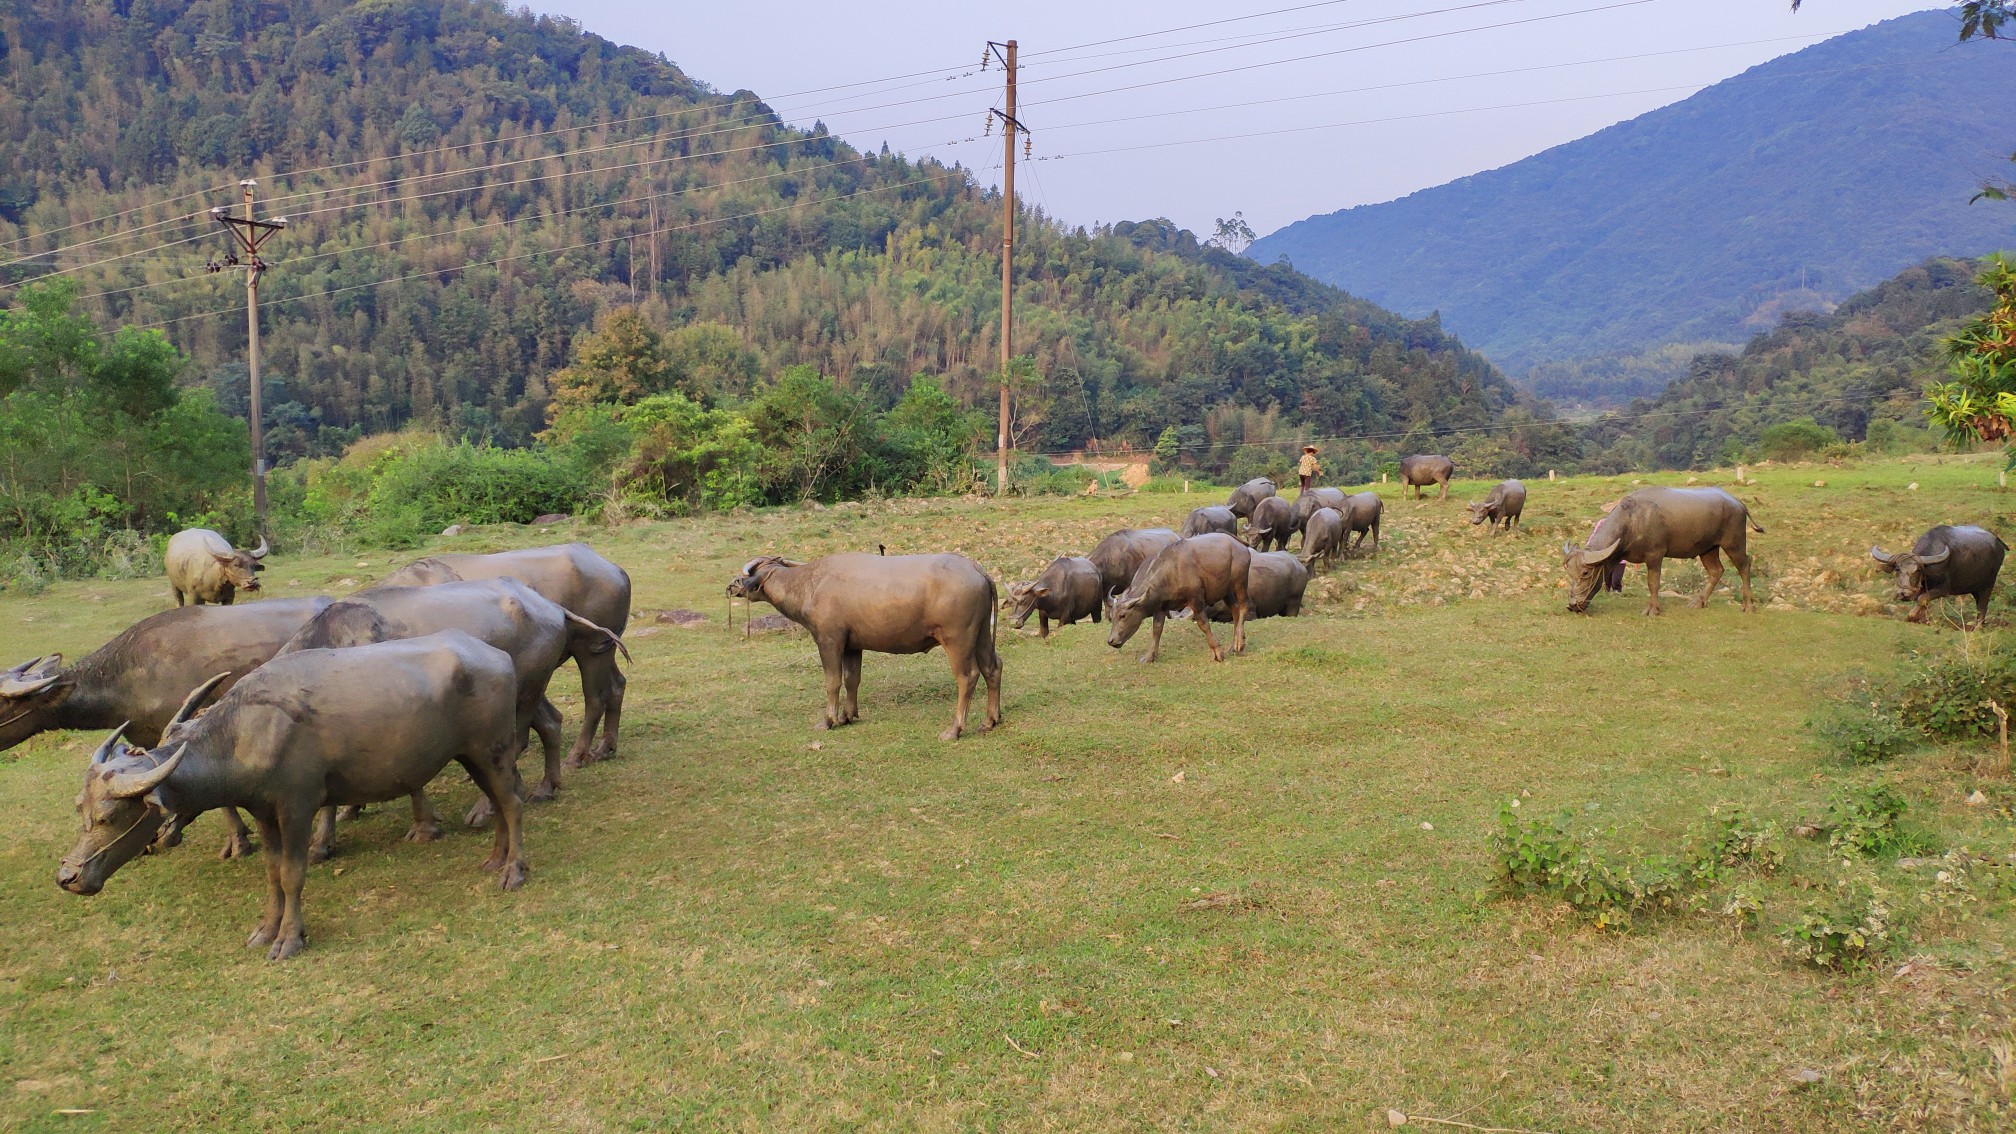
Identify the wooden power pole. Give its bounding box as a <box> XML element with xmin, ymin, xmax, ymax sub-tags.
<box><xmin>988</xmin><ymin>39</ymin><xmax>1028</xmax><ymax>497</ymax></box>
<box><xmin>211</xmin><ymin>180</ymin><xmax>286</xmax><ymax>537</ymax></box>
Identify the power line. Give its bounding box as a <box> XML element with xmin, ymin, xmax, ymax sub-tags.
<box><xmin>1023</xmin><ymin>0</ymin><xmax>1372</xmax><ymax>57</ymax></box>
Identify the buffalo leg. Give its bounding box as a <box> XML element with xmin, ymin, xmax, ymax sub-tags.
<box><xmin>564</xmin><ymin>650</ymin><xmax>625</xmax><ymax>767</ymax></box>
<box><xmin>1693</xmin><ymin>550</ymin><xmax>1725</xmax><ymax>608</ymax></box>
<box><xmin>815</xmin><ymin>637</ymin><xmax>847</xmax><ymax>729</ymax></box>
<box><xmin>1142</xmin><ymin>611</ymin><xmax>1167</xmax><ymax>664</ymax></box>
<box><xmin>1038</xmin><ymin>612</ymin><xmax>1050</xmax><ymax>639</ymax></box>
<box><xmin>1727</xmin><ymin>546</ymin><xmax>1756</xmax><ymax>613</ymax></box>
<box><xmin>939</xmin><ymin>643</ymin><xmax>978</xmax><ymax>741</ymax></box>
<box><xmin>406</xmin><ymin>792</ymin><xmax>443</xmax><ymax>842</ymax></box>
<box><xmin>268</xmin><ymin>807</ymin><xmax>314</xmax><ymax>960</ymax></box>
<box><xmin>1907</xmin><ymin>595</ymin><xmax>1932</xmax><ymax>624</ymax></box>
<box><xmin>1189</xmin><ymin>600</ymin><xmax>1227</xmax><ymax>663</ymax></box>
<box><xmin>247</xmin><ymin>810</ymin><xmax>284</xmax><ymax>950</ymax></box>
<box><xmin>1975</xmin><ymin>589</ymin><xmax>1994</xmax><ymax>629</ymax></box>
<box><xmin>526</xmin><ymin>696</ymin><xmax>564</xmax><ymax>803</ymax></box>
<box><xmin>1229</xmin><ymin>572</ymin><xmax>1249</xmax><ymax>656</ymax></box>
<box><xmin>1439</xmin><ymin>479</ymin><xmax>1449</xmax><ymax>499</ymax></box>
<box><xmin>464</xmin><ymin>751</ymin><xmax>528</xmax><ymax>891</ymax></box>
<box><xmin>1643</xmin><ymin>557</ymin><xmax>1664</xmax><ymax>616</ymax></box>
<box><xmin>981</xmin><ymin>639</ymin><xmax>1003</xmax><ymax>730</ymax></box>
<box><xmin>310</xmin><ymin>806</ymin><xmax>337</xmax><ymax>864</ymax></box>
<box><xmin>218</xmin><ymin>808</ymin><xmax>257</xmax><ymax>859</ymax></box>
<box><xmin>842</xmin><ymin>649</ymin><xmax>863</xmax><ymax>723</ymax></box>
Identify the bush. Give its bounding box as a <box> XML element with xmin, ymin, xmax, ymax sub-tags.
<box><xmin>1225</xmin><ymin>444</ymin><xmax>1291</xmax><ymax>486</ymax></box>
<box><xmin>1782</xmin><ymin>876</ymin><xmax>1898</xmax><ymax>969</ymax></box>
<box><xmin>1807</xmin><ymin>696</ymin><xmax>1917</xmax><ymax>764</ymax></box>
<box><xmin>1493</xmin><ymin>802</ymin><xmax>1687</xmax><ymax>930</ymax></box>
<box><xmin>1752</xmin><ymin>417</ymin><xmax>1840</xmax><ymax>462</ymax></box>
<box><xmin>1825</xmin><ymin>782</ymin><xmax>1933</xmax><ymax>859</ymax></box>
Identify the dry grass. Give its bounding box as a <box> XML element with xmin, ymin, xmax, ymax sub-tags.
<box><xmin>1</xmin><ymin>454</ymin><xmax>2013</xmax><ymax>1131</ymax></box>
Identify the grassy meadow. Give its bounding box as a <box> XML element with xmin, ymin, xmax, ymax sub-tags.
<box><xmin>2</xmin><ymin>454</ymin><xmax>2014</xmax><ymax>1132</ymax></box>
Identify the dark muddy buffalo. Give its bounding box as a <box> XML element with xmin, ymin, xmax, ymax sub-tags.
<box><xmin>1225</xmin><ymin>478</ymin><xmax>1277</xmax><ymax>519</ymax></box>
<box><xmin>1300</xmin><ymin>507</ymin><xmax>1346</xmax><ymax>573</ymax></box>
<box><xmin>1468</xmin><ymin>480</ymin><xmax>1525</xmax><ymax>533</ymax></box>
<box><xmin>1006</xmin><ymin>556</ymin><xmax>1103</xmax><ymax>638</ymax></box>
<box><xmin>58</xmin><ymin>633</ymin><xmax>527</xmax><ymax>961</ymax></box>
<box><xmin>1205</xmin><ymin>551</ymin><xmax>1309</xmax><ymax>621</ymax></box>
<box><xmin>1561</xmin><ymin>487</ymin><xmax>1762</xmax><ymax>616</ymax></box>
<box><xmin>1291</xmin><ymin>487</ymin><xmax>1348</xmax><ymax>544</ymax></box>
<box><xmin>1182</xmin><ymin>505</ymin><xmax>1240</xmax><ymax>539</ymax></box>
<box><xmin>1342</xmin><ymin>491</ymin><xmax>1383</xmax><ymax>553</ymax></box>
<box><xmin>1087</xmin><ymin>527</ymin><xmax>1180</xmax><ymax>596</ymax></box>
<box><xmin>1245</xmin><ymin>495</ymin><xmax>1296</xmax><ymax>553</ymax></box>
<box><xmin>1399</xmin><ymin>455</ymin><xmax>1455</xmax><ymax>500</ymax></box>
<box><xmin>729</xmin><ymin>553</ymin><xmax>1002</xmax><ymax>740</ymax></box>
<box><xmin>1106</xmin><ymin>533</ymin><xmax>1251</xmax><ymax>663</ymax></box>
<box><xmin>1872</xmin><ymin>525</ymin><xmax>2008</xmax><ymax>627</ymax></box>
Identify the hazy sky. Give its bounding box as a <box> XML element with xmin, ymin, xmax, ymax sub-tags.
<box><xmin>535</xmin><ymin>0</ymin><xmax>1944</xmax><ymax>237</ymax></box>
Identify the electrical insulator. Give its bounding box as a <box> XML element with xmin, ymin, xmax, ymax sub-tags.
<box><xmin>983</xmin><ymin>112</ymin><xmax>992</xmax><ymax>137</ymax></box>
<box><xmin>1024</xmin><ymin>135</ymin><xmax>1032</xmax><ymax>159</ymax></box>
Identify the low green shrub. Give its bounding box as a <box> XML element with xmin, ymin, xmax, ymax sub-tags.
<box><xmin>1686</xmin><ymin>806</ymin><xmax>1785</xmax><ymax>883</ymax></box>
<box><xmin>1781</xmin><ymin>876</ymin><xmax>1898</xmax><ymax>969</ymax></box>
<box><xmin>1825</xmin><ymin>782</ymin><xmax>1934</xmax><ymax>859</ymax></box>
<box><xmin>1493</xmin><ymin>802</ymin><xmax>1687</xmax><ymax>931</ymax></box>
<box><xmin>1807</xmin><ymin>696</ymin><xmax>1917</xmax><ymax>764</ymax></box>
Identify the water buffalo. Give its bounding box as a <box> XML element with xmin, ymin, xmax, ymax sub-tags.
<box><xmin>1872</xmin><ymin>525</ymin><xmax>2008</xmax><ymax>627</ymax></box>
<box><xmin>728</xmin><ymin>553</ymin><xmax>1002</xmax><ymax>740</ymax></box>
<box><xmin>276</xmin><ymin>578</ymin><xmax>629</xmax><ymax>847</ymax></box>
<box><xmin>1182</xmin><ymin>505</ymin><xmax>1240</xmax><ymax>538</ymax></box>
<box><xmin>1468</xmin><ymin>480</ymin><xmax>1526</xmax><ymax>533</ymax></box>
<box><xmin>1106</xmin><ymin>533</ymin><xmax>1250</xmax><ymax>663</ymax></box>
<box><xmin>371</xmin><ymin>543</ymin><xmax>630</xmax><ymax>767</ymax></box>
<box><xmin>1006</xmin><ymin>556</ymin><xmax>1103</xmax><ymax>638</ymax></box>
<box><xmin>57</xmin><ymin>631</ymin><xmax>527</xmax><ymax>960</ymax></box>
<box><xmin>1300</xmin><ymin>507</ymin><xmax>1347</xmax><ymax>572</ymax></box>
<box><xmin>1225</xmin><ymin>478</ymin><xmax>1277</xmax><ymax>519</ymax></box>
<box><xmin>1561</xmin><ymin>487</ymin><xmax>1761</xmax><ymax>615</ymax></box>
<box><xmin>1343</xmin><ymin>491</ymin><xmax>1384</xmax><ymax>553</ymax></box>
<box><xmin>1399</xmin><ymin>455</ymin><xmax>1455</xmax><ymax>500</ymax></box>
<box><xmin>1291</xmin><ymin>487</ymin><xmax>1348</xmax><ymax>544</ymax></box>
<box><xmin>1245</xmin><ymin>495</ymin><xmax>1296</xmax><ymax>552</ymax></box>
<box><xmin>165</xmin><ymin>528</ymin><xmax>268</xmax><ymax>606</ymax></box>
<box><xmin>1206</xmin><ymin>551</ymin><xmax>1308</xmax><ymax>621</ymax></box>
<box><xmin>1</xmin><ymin>598</ymin><xmax>332</xmax><ymax>858</ymax></box>
<box><xmin>1087</xmin><ymin>527</ymin><xmax>1180</xmax><ymax>595</ymax></box>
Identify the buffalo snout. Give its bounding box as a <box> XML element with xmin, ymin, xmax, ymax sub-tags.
<box><xmin>55</xmin><ymin>861</ymin><xmax>98</xmax><ymax>895</ymax></box>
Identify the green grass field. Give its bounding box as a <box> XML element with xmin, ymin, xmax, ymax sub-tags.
<box><xmin>3</xmin><ymin>455</ymin><xmax>2014</xmax><ymax>1132</ymax></box>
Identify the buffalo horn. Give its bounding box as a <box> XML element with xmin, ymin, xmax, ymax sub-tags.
<box><xmin>249</xmin><ymin>535</ymin><xmax>270</xmax><ymax>559</ymax></box>
<box><xmin>0</xmin><ymin>653</ymin><xmax>63</xmax><ymax>696</ymax></box>
<box><xmin>168</xmin><ymin>672</ymin><xmax>233</xmax><ymax>729</ymax></box>
<box><xmin>1560</xmin><ymin>542</ymin><xmax>1578</xmax><ymax>558</ymax></box>
<box><xmin>1917</xmin><ymin>545</ymin><xmax>1950</xmax><ymax>566</ymax></box>
<box><xmin>1585</xmin><ymin>538</ymin><xmax>1621</xmax><ymax>561</ymax></box>
<box><xmin>104</xmin><ymin>742</ymin><xmax>187</xmax><ymax>800</ymax></box>
<box><xmin>90</xmin><ymin>721</ymin><xmax>131</xmax><ymax>765</ymax></box>
<box><xmin>1869</xmin><ymin>545</ymin><xmax>1896</xmax><ymax>565</ymax></box>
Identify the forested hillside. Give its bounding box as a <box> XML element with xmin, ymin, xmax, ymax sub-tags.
<box><xmin>1250</xmin><ymin>10</ymin><xmax>2016</xmax><ymax>374</ymax></box>
<box><xmin>0</xmin><ymin>0</ymin><xmax>1518</xmax><ymax>467</ymax></box>
<box><xmin>1579</xmin><ymin>257</ymin><xmax>1993</xmax><ymax>469</ymax></box>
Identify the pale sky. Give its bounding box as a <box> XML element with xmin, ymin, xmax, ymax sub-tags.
<box><xmin>537</xmin><ymin>0</ymin><xmax>1944</xmax><ymax>236</ymax></box>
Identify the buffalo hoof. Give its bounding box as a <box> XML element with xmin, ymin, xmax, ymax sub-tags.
<box><xmin>404</xmin><ymin>821</ymin><xmax>443</xmax><ymax>843</ymax></box>
<box><xmin>336</xmin><ymin>805</ymin><xmax>364</xmax><ymax>821</ymax></box>
<box><xmin>219</xmin><ymin>833</ymin><xmax>256</xmax><ymax>860</ymax></box>
<box><xmin>499</xmin><ymin>861</ymin><xmax>528</xmax><ymax>891</ymax></box>
<box><xmin>526</xmin><ymin>779</ymin><xmax>559</xmax><ymax>804</ymax></box>
<box><xmin>465</xmin><ymin>799</ymin><xmax>495</xmax><ymax>829</ymax></box>
<box><xmin>267</xmin><ymin>932</ymin><xmax>306</xmax><ymax>961</ymax></box>
<box><xmin>308</xmin><ymin>841</ymin><xmax>334</xmax><ymax>865</ymax></box>
<box><xmin>938</xmin><ymin>725</ymin><xmax>964</xmax><ymax>741</ymax></box>
<box><xmin>563</xmin><ymin>743</ymin><xmax>608</xmax><ymax>770</ymax></box>
<box><xmin>1209</xmin><ymin>648</ymin><xmax>1226</xmax><ymax>662</ymax></box>
<box><xmin>246</xmin><ymin>923</ymin><xmax>278</xmax><ymax>949</ymax></box>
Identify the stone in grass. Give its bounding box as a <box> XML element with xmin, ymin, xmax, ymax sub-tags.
<box><xmin>744</xmin><ymin>613</ymin><xmax>797</xmax><ymax>634</ymax></box>
<box><xmin>655</xmin><ymin>609</ymin><xmax>709</xmax><ymax>627</ymax></box>
<box><xmin>532</xmin><ymin>513</ymin><xmax>571</xmax><ymax>525</ymax></box>
<box><xmin>440</xmin><ymin>524</ymin><xmax>464</xmax><ymax>537</ymax></box>
<box><xmin>1790</xmin><ymin>1068</ymin><xmax>1823</xmax><ymax>1086</ymax></box>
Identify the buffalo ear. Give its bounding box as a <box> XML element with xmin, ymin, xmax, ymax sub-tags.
<box><xmin>1030</xmin><ymin>584</ymin><xmax>1049</xmax><ymax>597</ymax></box>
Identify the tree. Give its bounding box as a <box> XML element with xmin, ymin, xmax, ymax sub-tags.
<box><xmin>546</xmin><ymin>309</ymin><xmax>672</xmax><ymax>413</ymax></box>
<box><xmin>1925</xmin><ymin>255</ymin><xmax>2016</xmax><ymax>442</ymax></box>
<box><xmin>1209</xmin><ymin>211</ymin><xmax>1256</xmax><ymax>255</ymax></box>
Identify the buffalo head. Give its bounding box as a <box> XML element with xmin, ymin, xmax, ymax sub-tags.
<box><xmin>1871</xmin><ymin>543</ymin><xmax>1947</xmax><ymax>603</ymax></box>
<box><xmin>56</xmin><ymin>674</ymin><xmax>226</xmax><ymax>895</ymax></box>
<box><xmin>1005</xmin><ymin>581</ymin><xmax>1047</xmax><ymax>629</ymax></box>
<box><xmin>727</xmin><ymin>556</ymin><xmax>799</xmax><ymax>601</ymax></box>
<box><xmin>1561</xmin><ymin>538</ymin><xmax>1620</xmax><ymax>614</ymax></box>
<box><xmin>216</xmin><ymin>535</ymin><xmax>269</xmax><ymax>593</ymax></box>
<box><xmin>1105</xmin><ymin>588</ymin><xmax>1149</xmax><ymax>648</ymax></box>
<box><xmin>1467</xmin><ymin>501</ymin><xmax>1491</xmax><ymax>526</ymax></box>
<box><xmin>0</xmin><ymin>654</ymin><xmax>72</xmax><ymax>750</ymax></box>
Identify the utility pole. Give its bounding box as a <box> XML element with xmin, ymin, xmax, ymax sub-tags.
<box><xmin>210</xmin><ymin>180</ymin><xmax>286</xmax><ymax>537</ymax></box>
<box><xmin>987</xmin><ymin>39</ymin><xmax>1029</xmax><ymax>498</ymax></box>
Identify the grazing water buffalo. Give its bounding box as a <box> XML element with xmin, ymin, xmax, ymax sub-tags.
<box><xmin>1087</xmin><ymin>527</ymin><xmax>1180</xmax><ymax>595</ymax></box>
<box><xmin>1291</xmin><ymin>487</ymin><xmax>1348</xmax><ymax>543</ymax></box>
<box><xmin>1207</xmin><ymin>551</ymin><xmax>1309</xmax><ymax>621</ymax></box>
<box><xmin>1225</xmin><ymin>478</ymin><xmax>1277</xmax><ymax>519</ymax></box>
<box><xmin>1399</xmin><ymin>455</ymin><xmax>1455</xmax><ymax>500</ymax></box>
<box><xmin>1872</xmin><ymin>525</ymin><xmax>2008</xmax><ymax>627</ymax></box>
<box><xmin>728</xmin><ymin>553</ymin><xmax>1002</xmax><ymax>740</ymax></box>
<box><xmin>276</xmin><ymin>578</ymin><xmax>628</xmax><ymax>849</ymax></box>
<box><xmin>165</xmin><ymin>528</ymin><xmax>268</xmax><ymax>606</ymax></box>
<box><xmin>1182</xmin><ymin>505</ymin><xmax>1240</xmax><ymax>538</ymax></box>
<box><xmin>371</xmin><ymin>543</ymin><xmax>631</xmax><ymax>766</ymax></box>
<box><xmin>1300</xmin><ymin>507</ymin><xmax>1346</xmax><ymax>572</ymax></box>
<box><xmin>1</xmin><ymin>598</ymin><xmax>332</xmax><ymax>859</ymax></box>
<box><xmin>1561</xmin><ymin>487</ymin><xmax>1761</xmax><ymax>615</ymax></box>
<box><xmin>1006</xmin><ymin>556</ymin><xmax>1103</xmax><ymax>638</ymax></box>
<box><xmin>1468</xmin><ymin>480</ymin><xmax>1526</xmax><ymax>533</ymax></box>
<box><xmin>57</xmin><ymin>631</ymin><xmax>527</xmax><ymax>960</ymax></box>
<box><xmin>1106</xmin><ymin>533</ymin><xmax>1251</xmax><ymax>663</ymax></box>
<box><xmin>1246</xmin><ymin>495</ymin><xmax>1296</xmax><ymax>552</ymax></box>
<box><xmin>1342</xmin><ymin>491</ymin><xmax>1384</xmax><ymax>553</ymax></box>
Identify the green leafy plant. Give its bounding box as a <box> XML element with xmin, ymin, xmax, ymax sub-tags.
<box><xmin>1807</xmin><ymin>696</ymin><xmax>1916</xmax><ymax>764</ymax></box>
<box><xmin>1825</xmin><ymin>783</ymin><xmax>1934</xmax><ymax>859</ymax></box>
<box><xmin>1781</xmin><ymin>875</ymin><xmax>1898</xmax><ymax>970</ymax></box>
<box><xmin>1493</xmin><ymin>802</ymin><xmax>1686</xmax><ymax>931</ymax></box>
<box><xmin>1686</xmin><ymin>806</ymin><xmax>1785</xmax><ymax>883</ymax></box>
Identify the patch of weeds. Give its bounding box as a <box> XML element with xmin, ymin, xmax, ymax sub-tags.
<box><xmin>1809</xmin><ymin>638</ymin><xmax>2016</xmax><ymax>764</ymax></box>
<box><xmin>1275</xmin><ymin>645</ymin><xmax>1377</xmax><ymax>670</ymax></box>
<box><xmin>1492</xmin><ymin>801</ymin><xmax>1688</xmax><ymax>931</ymax></box>
<box><xmin>1806</xmin><ymin>694</ymin><xmax>1916</xmax><ymax>764</ymax></box>
<box><xmin>1781</xmin><ymin>873</ymin><xmax>1899</xmax><ymax>969</ymax></box>
<box><xmin>1825</xmin><ymin>782</ymin><xmax>1935</xmax><ymax>859</ymax></box>
<box><xmin>1686</xmin><ymin>805</ymin><xmax>1785</xmax><ymax>883</ymax></box>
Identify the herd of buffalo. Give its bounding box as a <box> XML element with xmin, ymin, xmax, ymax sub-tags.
<box><xmin>3</xmin><ymin>458</ymin><xmax>2005</xmax><ymax>959</ymax></box>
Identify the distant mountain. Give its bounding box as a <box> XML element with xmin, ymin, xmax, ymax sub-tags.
<box><xmin>1250</xmin><ymin>10</ymin><xmax>2016</xmax><ymax>374</ymax></box>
